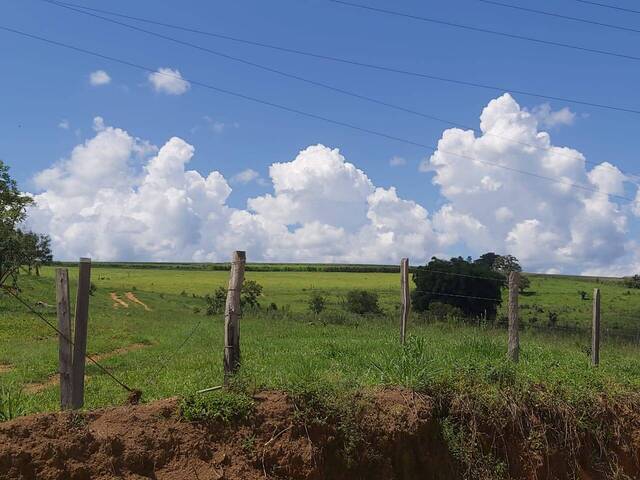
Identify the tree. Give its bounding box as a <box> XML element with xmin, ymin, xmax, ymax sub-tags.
<box><xmin>412</xmin><ymin>256</ymin><xmax>504</xmax><ymax>320</ymax></box>
<box><xmin>474</xmin><ymin>252</ymin><xmax>500</xmax><ymax>270</ymax></box>
<box><xmin>344</xmin><ymin>289</ymin><xmax>381</xmax><ymax>315</ymax></box>
<box><xmin>518</xmin><ymin>275</ymin><xmax>531</xmax><ymax>293</ymax></box>
<box><xmin>0</xmin><ymin>160</ymin><xmax>34</xmax><ymax>287</ymax></box>
<box><xmin>493</xmin><ymin>254</ymin><xmax>522</xmax><ymax>275</ymax></box>
<box><xmin>34</xmin><ymin>234</ymin><xmax>53</xmax><ymax>276</ymax></box>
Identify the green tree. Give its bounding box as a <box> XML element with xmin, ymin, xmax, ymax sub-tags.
<box><xmin>0</xmin><ymin>161</ymin><xmax>34</xmax><ymax>287</ymax></box>
<box><xmin>493</xmin><ymin>254</ymin><xmax>522</xmax><ymax>275</ymax></box>
<box><xmin>412</xmin><ymin>256</ymin><xmax>504</xmax><ymax>320</ymax></box>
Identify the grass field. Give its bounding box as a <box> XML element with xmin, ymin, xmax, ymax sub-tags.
<box><xmin>1</xmin><ymin>265</ymin><xmax>640</xmax><ymax>418</ymax></box>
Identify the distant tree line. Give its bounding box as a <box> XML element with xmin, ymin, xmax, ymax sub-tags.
<box><xmin>0</xmin><ymin>160</ymin><xmax>52</xmax><ymax>288</ymax></box>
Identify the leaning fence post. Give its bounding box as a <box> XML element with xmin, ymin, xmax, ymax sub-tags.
<box><xmin>592</xmin><ymin>288</ymin><xmax>601</xmax><ymax>366</ymax></box>
<box><xmin>224</xmin><ymin>251</ymin><xmax>246</xmax><ymax>385</ymax></box>
<box><xmin>56</xmin><ymin>268</ymin><xmax>72</xmax><ymax>410</ymax></box>
<box><xmin>71</xmin><ymin>257</ymin><xmax>91</xmax><ymax>409</ymax></box>
<box><xmin>400</xmin><ymin>258</ymin><xmax>410</xmax><ymax>345</ymax></box>
<box><xmin>508</xmin><ymin>271</ymin><xmax>520</xmax><ymax>362</ymax></box>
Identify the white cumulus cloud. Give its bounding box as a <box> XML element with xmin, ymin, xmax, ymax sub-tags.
<box><xmin>25</xmin><ymin>95</ymin><xmax>640</xmax><ymax>274</ymax></box>
<box><xmin>148</xmin><ymin>67</ymin><xmax>190</xmax><ymax>95</ymax></box>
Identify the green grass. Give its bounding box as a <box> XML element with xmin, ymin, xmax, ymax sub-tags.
<box><xmin>0</xmin><ymin>266</ymin><xmax>639</xmax><ymax>418</ymax></box>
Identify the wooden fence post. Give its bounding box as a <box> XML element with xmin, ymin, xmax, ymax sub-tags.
<box><xmin>224</xmin><ymin>251</ymin><xmax>246</xmax><ymax>384</ymax></box>
<box><xmin>508</xmin><ymin>271</ymin><xmax>520</xmax><ymax>362</ymax></box>
<box><xmin>400</xmin><ymin>258</ymin><xmax>410</xmax><ymax>345</ymax></box>
<box><xmin>592</xmin><ymin>288</ymin><xmax>601</xmax><ymax>366</ymax></box>
<box><xmin>71</xmin><ymin>257</ymin><xmax>91</xmax><ymax>409</ymax></box>
<box><xmin>55</xmin><ymin>268</ymin><xmax>72</xmax><ymax>410</ymax></box>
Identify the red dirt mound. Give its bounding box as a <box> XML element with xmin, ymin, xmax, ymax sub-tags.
<box><xmin>0</xmin><ymin>389</ymin><xmax>638</xmax><ymax>479</ymax></box>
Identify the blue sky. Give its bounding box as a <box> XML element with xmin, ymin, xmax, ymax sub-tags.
<box><xmin>2</xmin><ymin>0</ymin><xmax>640</xmax><ymax>272</ymax></box>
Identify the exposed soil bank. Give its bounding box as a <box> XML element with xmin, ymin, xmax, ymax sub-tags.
<box><xmin>0</xmin><ymin>389</ymin><xmax>638</xmax><ymax>479</ymax></box>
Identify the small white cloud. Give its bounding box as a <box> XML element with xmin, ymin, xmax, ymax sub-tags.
<box><xmin>148</xmin><ymin>67</ymin><xmax>190</xmax><ymax>95</ymax></box>
<box><xmin>92</xmin><ymin>116</ymin><xmax>106</xmax><ymax>132</ymax></box>
<box><xmin>232</xmin><ymin>169</ymin><xmax>260</xmax><ymax>185</ymax></box>
<box><xmin>58</xmin><ymin>120</ymin><xmax>70</xmax><ymax>130</ymax></box>
<box><xmin>532</xmin><ymin>103</ymin><xmax>576</xmax><ymax>128</ymax></box>
<box><xmin>89</xmin><ymin>70</ymin><xmax>111</xmax><ymax>86</ymax></box>
<box><xmin>389</xmin><ymin>156</ymin><xmax>406</xmax><ymax>167</ymax></box>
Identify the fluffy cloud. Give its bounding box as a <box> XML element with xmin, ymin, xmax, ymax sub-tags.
<box><xmin>89</xmin><ymin>70</ymin><xmax>111</xmax><ymax>86</ymax></box>
<box><xmin>531</xmin><ymin>103</ymin><xmax>575</xmax><ymax>128</ymax></box>
<box><xmin>424</xmin><ymin>93</ymin><xmax>633</xmax><ymax>274</ymax></box>
<box><xmin>232</xmin><ymin>169</ymin><xmax>260</xmax><ymax>185</ymax></box>
<box><xmin>29</xmin><ymin>121</ymin><xmax>438</xmax><ymax>263</ymax></box>
<box><xmin>27</xmin><ymin>95</ymin><xmax>640</xmax><ymax>273</ymax></box>
<box><xmin>148</xmin><ymin>67</ymin><xmax>190</xmax><ymax>95</ymax></box>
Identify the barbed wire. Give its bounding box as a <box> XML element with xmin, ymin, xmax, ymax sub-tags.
<box><xmin>1</xmin><ymin>285</ymin><xmax>135</xmax><ymax>393</ymax></box>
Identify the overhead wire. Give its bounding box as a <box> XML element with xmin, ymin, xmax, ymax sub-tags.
<box><xmin>327</xmin><ymin>0</ymin><xmax>640</xmax><ymax>62</ymax></box>
<box><xmin>2</xmin><ymin>24</ymin><xmax>638</xmax><ymax>206</ymax></box>
<box><xmin>477</xmin><ymin>0</ymin><xmax>640</xmax><ymax>35</ymax></box>
<box><xmin>36</xmin><ymin>0</ymin><xmax>640</xmax><ymax>182</ymax></box>
<box><xmin>36</xmin><ymin>0</ymin><xmax>640</xmax><ymax>116</ymax></box>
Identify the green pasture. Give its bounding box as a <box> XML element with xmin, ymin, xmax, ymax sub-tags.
<box><xmin>1</xmin><ymin>266</ymin><xmax>639</xmax><ymax>418</ymax></box>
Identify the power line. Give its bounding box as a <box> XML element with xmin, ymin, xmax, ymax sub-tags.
<box><xmin>1</xmin><ymin>24</ymin><xmax>637</xmax><ymax>206</ymax></box>
<box><xmin>1</xmin><ymin>286</ymin><xmax>135</xmax><ymax>393</ymax></box>
<box><xmin>40</xmin><ymin>0</ymin><xmax>640</xmax><ymax>116</ymax></box>
<box><xmin>328</xmin><ymin>0</ymin><xmax>640</xmax><ymax>62</ymax></box>
<box><xmin>42</xmin><ymin>0</ymin><xmax>639</xmax><ymax>181</ymax></box>
<box><xmin>572</xmin><ymin>0</ymin><xmax>640</xmax><ymax>15</ymax></box>
<box><xmin>477</xmin><ymin>0</ymin><xmax>640</xmax><ymax>34</ymax></box>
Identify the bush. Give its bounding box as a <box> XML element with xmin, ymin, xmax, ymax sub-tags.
<box><xmin>344</xmin><ymin>289</ymin><xmax>381</xmax><ymax>315</ymax></box>
<box><xmin>241</xmin><ymin>280</ymin><xmax>263</xmax><ymax>310</ymax></box>
<box><xmin>180</xmin><ymin>391</ymin><xmax>254</xmax><ymax>423</ymax></box>
<box><xmin>308</xmin><ymin>292</ymin><xmax>326</xmax><ymax>315</ymax></box>
<box><xmin>88</xmin><ymin>282</ymin><xmax>97</xmax><ymax>296</ymax></box>
<box><xmin>205</xmin><ymin>286</ymin><xmax>227</xmax><ymax>315</ymax></box>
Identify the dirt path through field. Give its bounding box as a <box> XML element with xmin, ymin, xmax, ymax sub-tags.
<box><xmin>0</xmin><ymin>364</ymin><xmax>14</xmax><ymax>374</ymax></box>
<box><xmin>23</xmin><ymin>343</ymin><xmax>148</xmax><ymax>394</ymax></box>
<box><xmin>110</xmin><ymin>292</ymin><xmax>129</xmax><ymax>308</ymax></box>
<box><xmin>125</xmin><ymin>292</ymin><xmax>151</xmax><ymax>311</ymax></box>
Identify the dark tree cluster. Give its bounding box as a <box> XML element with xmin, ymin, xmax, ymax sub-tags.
<box><xmin>1</xmin><ymin>160</ymin><xmax>52</xmax><ymax>288</ymax></box>
<box><xmin>412</xmin><ymin>256</ymin><xmax>506</xmax><ymax>320</ymax></box>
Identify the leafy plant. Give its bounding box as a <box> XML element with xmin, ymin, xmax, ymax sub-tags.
<box><xmin>308</xmin><ymin>291</ymin><xmax>326</xmax><ymax>315</ymax></box>
<box><xmin>180</xmin><ymin>390</ymin><xmax>254</xmax><ymax>423</ymax></box>
<box><xmin>0</xmin><ymin>384</ymin><xmax>27</xmax><ymax>422</ymax></box>
<box><xmin>205</xmin><ymin>286</ymin><xmax>227</xmax><ymax>315</ymax></box>
<box><xmin>241</xmin><ymin>280</ymin><xmax>263</xmax><ymax>310</ymax></box>
<box><xmin>344</xmin><ymin>289</ymin><xmax>381</xmax><ymax>315</ymax></box>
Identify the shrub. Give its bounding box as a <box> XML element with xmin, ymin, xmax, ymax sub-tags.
<box><xmin>205</xmin><ymin>286</ymin><xmax>227</xmax><ymax>315</ymax></box>
<box><xmin>427</xmin><ymin>301</ymin><xmax>464</xmax><ymax>321</ymax></box>
<box><xmin>180</xmin><ymin>391</ymin><xmax>254</xmax><ymax>423</ymax></box>
<box><xmin>547</xmin><ymin>311</ymin><xmax>559</xmax><ymax>328</ymax></box>
<box><xmin>308</xmin><ymin>292</ymin><xmax>327</xmax><ymax>315</ymax></box>
<box><xmin>241</xmin><ymin>280</ymin><xmax>263</xmax><ymax>310</ymax></box>
<box><xmin>88</xmin><ymin>282</ymin><xmax>97</xmax><ymax>296</ymax></box>
<box><xmin>518</xmin><ymin>275</ymin><xmax>531</xmax><ymax>293</ymax></box>
<box><xmin>344</xmin><ymin>289</ymin><xmax>381</xmax><ymax>315</ymax></box>
<box><xmin>579</xmin><ymin>290</ymin><xmax>588</xmax><ymax>301</ymax></box>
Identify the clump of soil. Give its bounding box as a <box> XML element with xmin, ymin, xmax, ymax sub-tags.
<box><xmin>0</xmin><ymin>389</ymin><xmax>638</xmax><ymax>479</ymax></box>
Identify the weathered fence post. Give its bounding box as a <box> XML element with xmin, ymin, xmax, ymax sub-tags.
<box><xmin>400</xmin><ymin>258</ymin><xmax>410</xmax><ymax>345</ymax></box>
<box><xmin>592</xmin><ymin>288</ymin><xmax>601</xmax><ymax>366</ymax></box>
<box><xmin>71</xmin><ymin>257</ymin><xmax>91</xmax><ymax>409</ymax></box>
<box><xmin>224</xmin><ymin>251</ymin><xmax>246</xmax><ymax>384</ymax></box>
<box><xmin>508</xmin><ymin>271</ymin><xmax>520</xmax><ymax>362</ymax></box>
<box><xmin>56</xmin><ymin>268</ymin><xmax>72</xmax><ymax>410</ymax></box>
